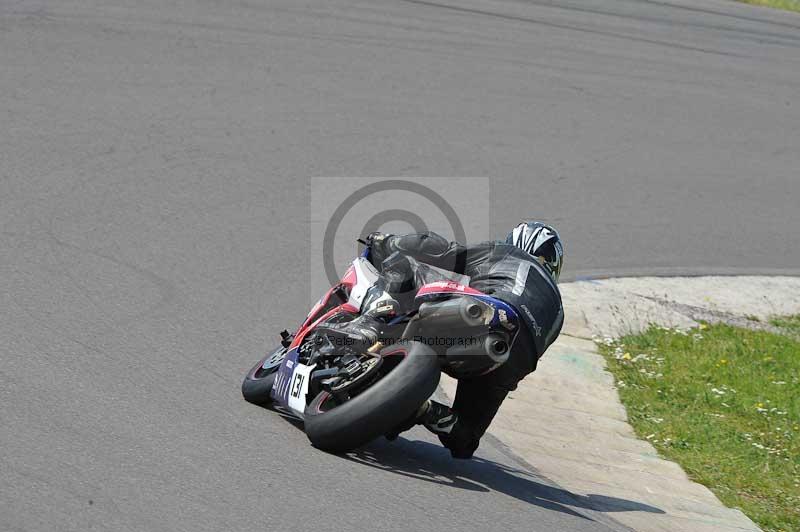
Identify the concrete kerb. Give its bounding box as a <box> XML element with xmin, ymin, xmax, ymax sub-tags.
<box><xmin>440</xmin><ymin>276</ymin><xmax>800</xmax><ymax>532</ymax></box>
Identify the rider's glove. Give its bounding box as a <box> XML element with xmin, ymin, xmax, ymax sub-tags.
<box><xmin>364</xmin><ymin>231</ymin><xmax>389</xmax><ymax>247</ymax></box>
<box><xmin>363</xmin><ymin>232</ymin><xmax>395</xmax><ymax>267</ymax></box>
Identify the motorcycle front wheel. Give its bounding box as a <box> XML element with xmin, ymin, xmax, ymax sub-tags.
<box><xmin>304</xmin><ymin>341</ymin><xmax>440</xmax><ymax>453</ymax></box>
<box><xmin>241</xmin><ymin>345</ymin><xmax>287</xmax><ymax>406</ymax></box>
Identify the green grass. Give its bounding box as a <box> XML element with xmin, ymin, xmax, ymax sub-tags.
<box><xmin>771</xmin><ymin>315</ymin><xmax>800</xmax><ymax>338</ymax></box>
<box><xmin>739</xmin><ymin>0</ymin><xmax>800</xmax><ymax>12</ymax></box>
<box><xmin>599</xmin><ymin>323</ymin><xmax>800</xmax><ymax>532</ymax></box>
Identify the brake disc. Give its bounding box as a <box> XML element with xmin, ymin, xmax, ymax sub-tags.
<box><xmin>328</xmin><ymin>356</ymin><xmax>383</xmax><ymax>398</ymax></box>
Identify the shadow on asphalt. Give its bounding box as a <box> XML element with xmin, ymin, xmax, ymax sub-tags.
<box><xmin>262</xmin><ymin>403</ymin><xmax>664</xmax><ymax>519</ymax></box>
<box><xmin>342</xmin><ymin>436</ymin><xmax>665</xmax><ymax>520</ymax></box>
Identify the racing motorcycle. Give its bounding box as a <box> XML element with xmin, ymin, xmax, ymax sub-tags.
<box><xmin>241</xmin><ymin>242</ymin><xmax>520</xmax><ymax>453</ymax></box>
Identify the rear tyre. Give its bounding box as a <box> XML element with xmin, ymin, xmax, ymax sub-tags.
<box><xmin>241</xmin><ymin>346</ymin><xmax>287</xmax><ymax>406</ymax></box>
<box><xmin>304</xmin><ymin>341</ymin><xmax>440</xmax><ymax>453</ymax></box>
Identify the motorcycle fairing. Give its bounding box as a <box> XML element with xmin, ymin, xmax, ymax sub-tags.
<box><xmin>271</xmin><ymin>347</ymin><xmax>317</xmax><ymax>418</ymax></box>
<box><xmin>271</xmin><ymin>348</ymin><xmax>299</xmax><ymax>405</ymax></box>
<box><xmin>270</xmin><ymin>257</ymin><xmax>379</xmax><ymax>418</ymax></box>
<box><xmin>345</xmin><ymin>257</ymin><xmax>381</xmax><ymax>311</ymax></box>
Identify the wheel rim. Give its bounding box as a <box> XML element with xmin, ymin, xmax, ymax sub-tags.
<box><xmin>315</xmin><ymin>348</ymin><xmax>408</xmax><ymax>412</ymax></box>
<box><xmin>253</xmin><ymin>347</ymin><xmax>286</xmax><ymax>379</ymax></box>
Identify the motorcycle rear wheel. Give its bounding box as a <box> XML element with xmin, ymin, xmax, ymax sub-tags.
<box><xmin>304</xmin><ymin>341</ymin><xmax>440</xmax><ymax>453</ymax></box>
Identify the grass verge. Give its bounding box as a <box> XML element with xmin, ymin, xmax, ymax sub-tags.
<box><xmin>598</xmin><ymin>322</ymin><xmax>799</xmax><ymax>532</ymax></box>
<box><xmin>771</xmin><ymin>315</ymin><xmax>800</xmax><ymax>339</ymax></box>
<box><xmin>739</xmin><ymin>0</ymin><xmax>800</xmax><ymax>13</ymax></box>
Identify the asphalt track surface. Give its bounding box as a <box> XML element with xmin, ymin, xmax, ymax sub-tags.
<box><xmin>2</xmin><ymin>0</ymin><xmax>799</xmax><ymax>531</ymax></box>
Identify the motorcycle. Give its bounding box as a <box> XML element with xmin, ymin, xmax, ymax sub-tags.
<box><xmin>241</xmin><ymin>242</ymin><xmax>520</xmax><ymax>453</ymax></box>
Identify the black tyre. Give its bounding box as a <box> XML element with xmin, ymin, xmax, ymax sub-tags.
<box><xmin>241</xmin><ymin>346</ymin><xmax>287</xmax><ymax>406</ymax></box>
<box><xmin>304</xmin><ymin>341</ymin><xmax>441</xmax><ymax>453</ymax></box>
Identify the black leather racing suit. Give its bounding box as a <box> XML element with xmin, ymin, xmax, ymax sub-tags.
<box><xmin>369</xmin><ymin>232</ymin><xmax>564</xmax><ymax>458</ymax></box>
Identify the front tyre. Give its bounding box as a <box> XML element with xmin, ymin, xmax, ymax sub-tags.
<box><xmin>241</xmin><ymin>346</ymin><xmax>287</xmax><ymax>406</ymax></box>
<box><xmin>304</xmin><ymin>341</ymin><xmax>440</xmax><ymax>453</ymax></box>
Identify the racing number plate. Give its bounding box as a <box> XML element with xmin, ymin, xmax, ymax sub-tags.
<box><xmin>286</xmin><ymin>363</ymin><xmax>315</xmax><ymax>416</ymax></box>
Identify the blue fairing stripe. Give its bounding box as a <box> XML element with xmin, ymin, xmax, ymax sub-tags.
<box><xmin>271</xmin><ymin>348</ymin><xmax>300</xmax><ymax>406</ymax></box>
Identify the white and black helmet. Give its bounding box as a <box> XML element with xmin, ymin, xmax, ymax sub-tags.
<box><xmin>506</xmin><ymin>221</ymin><xmax>564</xmax><ymax>282</ymax></box>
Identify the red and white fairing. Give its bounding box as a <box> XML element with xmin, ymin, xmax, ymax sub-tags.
<box><xmin>273</xmin><ymin>257</ymin><xmax>383</xmax><ymax>418</ymax></box>
<box><xmin>344</xmin><ymin>258</ymin><xmax>381</xmax><ymax>310</ymax></box>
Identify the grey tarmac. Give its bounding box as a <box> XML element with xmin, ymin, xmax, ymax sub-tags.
<box><xmin>2</xmin><ymin>0</ymin><xmax>798</xmax><ymax>531</ymax></box>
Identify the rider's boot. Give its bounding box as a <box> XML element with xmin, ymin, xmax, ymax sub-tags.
<box><xmin>419</xmin><ymin>400</ymin><xmax>458</xmax><ymax>434</ymax></box>
<box><xmin>384</xmin><ymin>400</ymin><xmax>457</xmax><ymax>441</ymax></box>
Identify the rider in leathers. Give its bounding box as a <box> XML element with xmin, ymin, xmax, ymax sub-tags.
<box><xmin>367</xmin><ymin>221</ymin><xmax>564</xmax><ymax>459</ymax></box>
